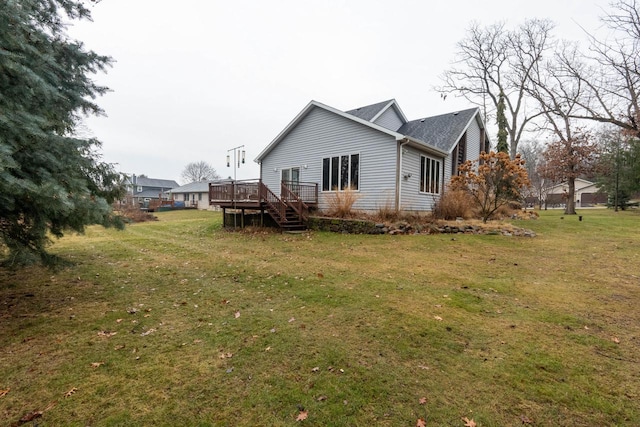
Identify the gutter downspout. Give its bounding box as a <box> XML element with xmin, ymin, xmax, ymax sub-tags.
<box><xmin>396</xmin><ymin>139</ymin><xmax>409</xmax><ymax>211</ymax></box>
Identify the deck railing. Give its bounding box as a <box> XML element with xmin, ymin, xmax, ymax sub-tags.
<box><xmin>209</xmin><ymin>180</ymin><xmax>261</xmax><ymax>203</ymax></box>
<box><xmin>209</xmin><ymin>180</ymin><xmax>317</xmax><ymax>205</ymax></box>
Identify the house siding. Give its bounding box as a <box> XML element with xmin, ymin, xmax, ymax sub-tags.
<box><xmin>399</xmin><ymin>146</ymin><xmax>443</xmax><ymax>211</ymax></box>
<box><xmin>373</xmin><ymin>107</ymin><xmax>404</xmax><ymax>131</ymax></box>
<box><xmin>466</xmin><ymin>118</ymin><xmax>481</xmax><ymax>160</ymax></box>
<box><xmin>260</xmin><ymin>106</ymin><xmax>399</xmax><ymax>212</ymax></box>
<box><xmin>443</xmin><ymin>116</ymin><xmax>482</xmax><ymax>188</ymax></box>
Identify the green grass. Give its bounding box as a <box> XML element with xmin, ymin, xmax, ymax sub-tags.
<box><xmin>1</xmin><ymin>209</ymin><xmax>639</xmax><ymax>426</ymax></box>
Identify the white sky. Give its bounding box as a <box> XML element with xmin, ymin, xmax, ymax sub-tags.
<box><xmin>70</xmin><ymin>0</ymin><xmax>608</xmax><ymax>184</ymax></box>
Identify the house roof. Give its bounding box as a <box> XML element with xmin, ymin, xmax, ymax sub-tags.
<box><xmin>255</xmin><ymin>100</ymin><xmax>481</xmax><ymax>162</ymax></box>
<box><xmin>129</xmin><ymin>176</ymin><xmax>179</xmax><ymax>189</ymax></box>
<box><xmin>397</xmin><ymin>107</ymin><xmax>481</xmax><ymax>153</ymax></box>
<box><xmin>169</xmin><ymin>181</ymin><xmax>210</xmax><ymax>193</ymax></box>
<box><xmin>345</xmin><ymin>99</ymin><xmax>395</xmax><ymax>121</ymax></box>
<box><xmin>345</xmin><ymin>99</ymin><xmax>409</xmax><ymax>128</ymax></box>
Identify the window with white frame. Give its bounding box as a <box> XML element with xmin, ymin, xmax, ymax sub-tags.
<box><xmin>322</xmin><ymin>153</ymin><xmax>359</xmax><ymax>191</ymax></box>
<box><xmin>420</xmin><ymin>155</ymin><xmax>441</xmax><ymax>194</ymax></box>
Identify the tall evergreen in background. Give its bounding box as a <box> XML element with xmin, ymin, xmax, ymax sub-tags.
<box><xmin>496</xmin><ymin>91</ymin><xmax>509</xmax><ymax>155</ymax></box>
<box><xmin>0</xmin><ymin>0</ymin><xmax>124</xmax><ymax>266</ymax></box>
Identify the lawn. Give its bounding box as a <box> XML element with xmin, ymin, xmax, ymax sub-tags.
<box><xmin>1</xmin><ymin>209</ymin><xmax>639</xmax><ymax>426</ymax></box>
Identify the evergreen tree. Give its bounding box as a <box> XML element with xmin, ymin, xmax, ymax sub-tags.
<box><xmin>596</xmin><ymin>129</ymin><xmax>640</xmax><ymax>210</ymax></box>
<box><xmin>0</xmin><ymin>0</ymin><xmax>124</xmax><ymax>266</ymax></box>
<box><xmin>496</xmin><ymin>91</ymin><xmax>510</xmax><ymax>154</ymax></box>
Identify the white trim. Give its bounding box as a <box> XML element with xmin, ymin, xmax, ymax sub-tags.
<box><xmin>447</xmin><ymin>108</ymin><xmax>482</xmax><ymax>154</ymax></box>
<box><xmin>321</xmin><ymin>152</ymin><xmax>360</xmax><ymax>192</ymax></box>
<box><xmin>255</xmin><ymin>100</ymin><xmax>405</xmax><ymax>163</ymax></box>
<box><xmin>419</xmin><ymin>154</ymin><xmax>442</xmax><ymax>195</ymax></box>
<box><xmin>369</xmin><ymin>99</ymin><xmax>409</xmax><ymax>124</ymax></box>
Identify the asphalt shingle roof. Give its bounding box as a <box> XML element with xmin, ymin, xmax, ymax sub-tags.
<box><xmin>345</xmin><ymin>100</ymin><xmax>393</xmax><ymax>121</ymax></box>
<box><xmin>134</xmin><ymin>177</ymin><xmax>179</xmax><ymax>189</ymax></box>
<box><xmin>169</xmin><ymin>181</ymin><xmax>211</xmax><ymax>193</ymax></box>
<box><xmin>397</xmin><ymin>107</ymin><xmax>479</xmax><ymax>152</ymax></box>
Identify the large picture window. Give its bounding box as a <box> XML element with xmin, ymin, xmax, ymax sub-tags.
<box><xmin>322</xmin><ymin>153</ymin><xmax>359</xmax><ymax>191</ymax></box>
<box><xmin>420</xmin><ymin>155</ymin><xmax>441</xmax><ymax>194</ymax></box>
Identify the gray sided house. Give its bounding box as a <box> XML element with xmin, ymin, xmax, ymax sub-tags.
<box><xmin>255</xmin><ymin>99</ymin><xmax>489</xmax><ymax>212</ymax></box>
<box><xmin>126</xmin><ymin>175</ymin><xmax>179</xmax><ymax>207</ymax></box>
<box><xmin>169</xmin><ymin>181</ymin><xmax>216</xmax><ymax>210</ymax></box>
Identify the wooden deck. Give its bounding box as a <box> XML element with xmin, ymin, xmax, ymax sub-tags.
<box><xmin>209</xmin><ymin>180</ymin><xmax>318</xmax><ymax>229</ymax></box>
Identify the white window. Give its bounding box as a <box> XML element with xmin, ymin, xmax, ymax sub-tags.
<box><xmin>322</xmin><ymin>153</ymin><xmax>359</xmax><ymax>191</ymax></box>
<box><xmin>420</xmin><ymin>155</ymin><xmax>441</xmax><ymax>194</ymax></box>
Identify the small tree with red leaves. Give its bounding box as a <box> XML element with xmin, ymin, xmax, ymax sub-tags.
<box><xmin>538</xmin><ymin>130</ymin><xmax>599</xmax><ymax>214</ymax></box>
<box><xmin>451</xmin><ymin>151</ymin><xmax>530</xmax><ymax>222</ymax></box>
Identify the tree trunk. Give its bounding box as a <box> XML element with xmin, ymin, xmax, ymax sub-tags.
<box><xmin>565</xmin><ymin>178</ymin><xmax>576</xmax><ymax>214</ymax></box>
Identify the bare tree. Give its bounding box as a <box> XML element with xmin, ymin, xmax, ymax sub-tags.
<box><xmin>526</xmin><ymin>43</ymin><xmax>600</xmax><ymax>215</ymax></box>
<box><xmin>437</xmin><ymin>19</ymin><xmax>554</xmax><ymax>158</ymax></box>
<box><xmin>181</xmin><ymin>161</ymin><xmax>220</xmax><ymax>183</ymax></box>
<box><xmin>561</xmin><ymin>0</ymin><xmax>640</xmax><ymax>136</ymax></box>
<box><xmin>518</xmin><ymin>140</ymin><xmax>554</xmax><ymax>209</ymax></box>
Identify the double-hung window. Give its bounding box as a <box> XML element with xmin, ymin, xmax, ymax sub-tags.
<box><xmin>322</xmin><ymin>154</ymin><xmax>359</xmax><ymax>191</ymax></box>
<box><xmin>420</xmin><ymin>155</ymin><xmax>441</xmax><ymax>194</ymax></box>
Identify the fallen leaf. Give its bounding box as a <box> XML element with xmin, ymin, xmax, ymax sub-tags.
<box><xmin>462</xmin><ymin>417</ymin><xmax>476</xmax><ymax>427</ymax></box>
<box><xmin>296</xmin><ymin>410</ymin><xmax>308</xmax><ymax>421</ymax></box>
<box><xmin>193</xmin><ymin>339</ymin><xmax>202</xmax><ymax>344</ymax></box>
<box><xmin>90</xmin><ymin>362</ymin><xmax>104</xmax><ymax>368</ymax></box>
<box><xmin>434</xmin><ymin>316</ymin><xmax>443</xmax><ymax>321</ymax></box>
<box><xmin>114</xmin><ymin>344</ymin><xmax>125</xmax><ymax>351</ymax></box>
<box><xmin>234</xmin><ymin>311</ymin><xmax>241</xmax><ymax>319</ymax></box>
<box><xmin>265</xmin><ymin>346</ymin><xmax>271</xmax><ymax>351</ymax></box>
<box><xmin>416</xmin><ymin>418</ymin><xmax>426</xmax><ymax>427</ymax></box>
<box><xmin>64</xmin><ymin>387</ymin><xmax>78</xmax><ymax>398</ymax></box>
<box><xmin>18</xmin><ymin>410</ymin><xmax>43</xmax><ymax>423</ymax></box>
<box><xmin>612</xmin><ymin>337</ymin><xmax>620</xmax><ymax>344</ymax></box>
<box><xmin>0</xmin><ymin>388</ymin><xmax>9</xmax><ymax>398</ymax></box>
<box><xmin>520</xmin><ymin>414</ymin><xmax>533</xmax><ymax>424</ymax></box>
<box><xmin>419</xmin><ymin>397</ymin><xmax>427</xmax><ymax>405</ymax></box>
<box><xmin>116</xmin><ymin>318</ymin><xmax>123</xmax><ymax>323</ymax></box>
<box><xmin>311</xmin><ymin>367</ymin><xmax>320</xmax><ymax>372</ymax></box>
<box><xmin>140</xmin><ymin>328</ymin><xmax>156</xmax><ymax>337</ymax></box>
<box><xmin>317</xmin><ymin>395</ymin><xmax>327</xmax><ymax>401</ymax></box>
<box><xmin>288</xmin><ymin>317</ymin><xmax>296</xmax><ymax>323</ymax></box>
<box><xmin>317</xmin><ymin>273</ymin><xmax>324</xmax><ymax>278</ymax></box>
<box><xmin>97</xmin><ymin>330</ymin><xmax>117</xmax><ymax>337</ymax></box>
<box><xmin>219</xmin><ymin>352</ymin><xmax>233</xmax><ymax>359</ymax></box>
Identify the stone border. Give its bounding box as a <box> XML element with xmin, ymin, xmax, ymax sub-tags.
<box><xmin>307</xmin><ymin>216</ymin><xmax>536</xmax><ymax>237</ymax></box>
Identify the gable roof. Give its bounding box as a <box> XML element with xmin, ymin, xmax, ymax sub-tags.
<box><xmin>256</xmin><ymin>100</ymin><xmax>482</xmax><ymax>162</ymax></box>
<box><xmin>169</xmin><ymin>181</ymin><xmax>211</xmax><ymax>193</ymax></box>
<box><xmin>397</xmin><ymin>107</ymin><xmax>481</xmax><ymax>153</ymax></box>
<box><xmin>345</xmin><ymin>99</ymin><xmax>408</xmax><ymax>128</ymax></box>
<box><xmin>131</xmin><ymin>176</ymin><xmax>179</xmax><ymax>189</ymax></box>
<box><xmin>255</xmin><ymin>100</ymin><xmax>409</xmax><ymax>162</ymax></box>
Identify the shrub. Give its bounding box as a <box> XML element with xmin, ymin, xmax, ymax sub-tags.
<box><xmin>432</xmin><ymin>188</ymin><xmax>475</xmax><ymax>220</ymax></box>
<box><xmin>325</xmin><ymin>186</ymin><xmax>361</xmax><ymax>218</ymax></box>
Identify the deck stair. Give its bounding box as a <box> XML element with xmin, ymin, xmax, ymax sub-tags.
<box><xmin>209</xmin><ymin>180</ymin><xmax>317</xmax><ymax>231</ymax></box>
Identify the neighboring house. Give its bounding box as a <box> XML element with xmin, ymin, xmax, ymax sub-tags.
<box><xmin>125</xmin><ymin>175</ymin><xmax>179</xmax><ymax>207</ymax></box>
<box><xmin>254</xmin><ymin>99</ymin><xmax>490</xmax><ymax>212</ymax></box>
<box><xmin>546</xmin><ymin>178</ymin><xmax>607</xmax><ymax>207</ymax></box>
<box><xmin>168</xmin><ymin>181</ymin><xmax>214</xmax><ymax>210</ymax></box>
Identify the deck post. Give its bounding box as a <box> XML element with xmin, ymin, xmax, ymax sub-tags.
<box><xmin>222</xmin><ymin>207</ymin><xmax>226</xmax><ymax>227</ymax></box>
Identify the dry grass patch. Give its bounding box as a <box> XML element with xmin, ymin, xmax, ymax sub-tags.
<box><xmin>1</xmin><ymin>209</ymin><xmax>639</xmax><ymax>426</ymax></box>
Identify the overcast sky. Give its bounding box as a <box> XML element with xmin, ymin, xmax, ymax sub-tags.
<box><xmin>70</xmin><ymin>0</ymin><xmax>608</xmax><ymax>184</ymax></box>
